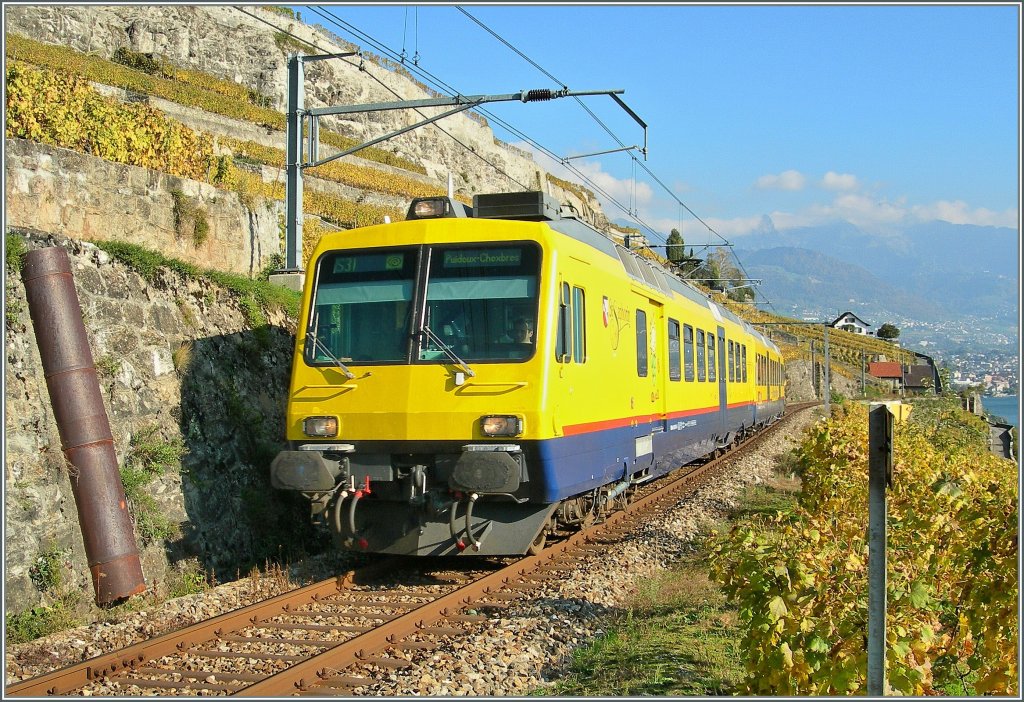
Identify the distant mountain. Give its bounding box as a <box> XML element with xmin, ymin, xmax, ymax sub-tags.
<box><xmin>737</xmin><ymin>246</ymin><xmax>947</xmax><ymax>324</ymax></box>
<box><xmin>734</xmin><ymin>220</ymin><xmax>1019</xmax><ymax>321</ymax></box>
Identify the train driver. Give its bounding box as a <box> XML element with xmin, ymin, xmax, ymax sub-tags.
<box><xmin>512</xmin><ymin>317</ymin><xmax>534</xmax><ymax>344</ymax></box>
<box><xmin>497</xmin><ymin>317</ymin><xmax>531</xmax><ymax>343</ymax></box>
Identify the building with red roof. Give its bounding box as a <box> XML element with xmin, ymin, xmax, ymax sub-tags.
<box><xmin>868</xmin><ymin>361</ymin><xmax>904</xmax><ymax>393</ymax></box>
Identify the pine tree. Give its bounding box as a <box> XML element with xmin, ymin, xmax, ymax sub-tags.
<box><xmin>666</xmin><ymin>229</ymin><xmax>685</xmax><ymax>264</ymax></box>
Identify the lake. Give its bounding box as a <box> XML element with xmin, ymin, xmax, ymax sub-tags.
<box><xmin>982</xmin><ymin>395</ymin><xmax>1019</xmax><ymax>429</ymax></box>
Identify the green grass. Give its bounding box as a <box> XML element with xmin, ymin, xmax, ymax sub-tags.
<box><xmin>549</xmin><ymin>450</ymin><xmax>806</xmax><ymax>696</ymax></box>
<box><xmin>93</xmin><ymin>239</ymin><xmax>300</xmax><ymax>321</ymax></box>
<box><xmin>119</xmin><ymin>424</ymin><xmax>188</xmax><ymax>544</ymax></box>
<box><xmin>5</xmin><ymin>229</ymin><xmax>27</xmax><ymax>272</ymax></box>
<box><xmin>6</xmin><ymin>542</ymin><xmax>82</xmax><ymax>645</ymax></box>
<box><xmin>552</xmin><ymin>559</ymin><xmax>744</xmax><ymax>696</ymax></box>
<box><xmin>5</xmin><ymin>230</ymin><xmax>28</xmax><ymax>328</ymax></box>
<box><xmin>5</xmin><ymin>593</ymin><xmax>81</xmax><ymax>645</ymax></box>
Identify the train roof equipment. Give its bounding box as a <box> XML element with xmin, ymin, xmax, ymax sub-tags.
<box><xmin>399</xmin><ymin>190</ymin><xmax>777</xmax><ymax>356</ymax></box>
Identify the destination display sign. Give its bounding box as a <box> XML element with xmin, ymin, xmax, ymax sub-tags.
<box><xmin>442</xmin><ymin>249</ymin><xmax>522</xmax><ymax>268</ymax></box>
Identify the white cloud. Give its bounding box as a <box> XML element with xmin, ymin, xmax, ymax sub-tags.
<box><xmin>527</xmin><ymin>145</ymin><xmax>655</xmax><ymax>216</ymax></box>
<box><xmin>910</xmin><ymin>200</ymin><xmax>1019</xmax><ymax>228</ymax></box>
<box><xmin>830</xmin><ymin>193</ymin><xmax>907</xmax><ymax>226</ymax></box>
<box><xmin>675</xmin><ymin>215</ymin><xmax>766</xmax><ymax>240</ymax></box>
<box><xmin>518</xmin><ymin>142</ymin><xmax>1019</xmax><ymax>236</ymax></box>
<box><xmin>729</xmin><ymin>197</ymin><xmax>1019</xmax><ymax>236</ymax></box>
<box><xmin>572</xmin><ymin>160</ymin><xmax>655</xmax><ymax>211</ymax></box>
<box><xmin>821</xmin><ymin>171</ymin><xmax>859</xmax><ymax>191</ymax></box>
<box><xmin>755</xmin><ymin>170</ymin><xmax>806</xmax><ymax>191</ymax></box>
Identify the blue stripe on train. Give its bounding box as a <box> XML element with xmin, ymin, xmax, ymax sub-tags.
<box><xmin>529</xmin><ymin>400</ymin><xmax>785</xmax><ymax>503</ymax></box>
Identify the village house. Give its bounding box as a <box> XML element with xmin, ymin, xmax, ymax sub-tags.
<box><xmin>830</xmin><ymin>311</ymin><xmax>875</xmax><ymax>336</ymax></box>
<box><xmin>868</xmin><ymin>360</ymin><xmax>904</xmax><ymax>393</ymax></box>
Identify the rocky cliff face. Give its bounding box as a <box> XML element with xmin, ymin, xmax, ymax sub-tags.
<box><xmin>4</xmin><ymin>4</ymin><xmax>609</xmax><ymax>220</ymax></box>
<box><xmin>4</xmin><ymin>232</ymin><xmax>316</xmax><ymax>615</ymax></box>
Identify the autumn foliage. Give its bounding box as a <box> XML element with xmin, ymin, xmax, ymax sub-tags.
<box><xmin>6</xmin><ymin>60</ymin><xmax>214</xmax><ymax>181</ymax></box>
<box><xmin>710</xmin><ymin>399</ymin><xmax>1017</xmax><ymax>695</ymax></box>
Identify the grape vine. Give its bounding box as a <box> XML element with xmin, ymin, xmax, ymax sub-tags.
<box><xmin>709</xmin><ymin>398</ymin><xmax>1017</xmax><ymax>695</ymax></box>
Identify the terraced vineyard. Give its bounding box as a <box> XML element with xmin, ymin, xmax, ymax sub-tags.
<box><xmin>721</xmin><ymin>300</ymin><xmax>915</xmax><ymax>379</ymax></box>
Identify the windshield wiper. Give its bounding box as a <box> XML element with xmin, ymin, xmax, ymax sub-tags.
<box><xmin>306</xmin><ymin>329</ymin><xmax>356</xmax><ymax>379</ymax></box>
<box><xmin>421</xmin><ymin>325</ymin><xmax>475</xmax><ymax>378</ymax></box>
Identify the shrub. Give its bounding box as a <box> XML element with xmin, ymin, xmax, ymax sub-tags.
<box><xmin>120</xmin><ymin>425</ymin><xmax>187</xmax><ymax>545</ymax></box>
<box><xmin>111</xmin><ymin>46</ymin><xmax>171</xmax><ymax>77</ymax></box>
<box><xmin>710</xmin><ymin>399</ymin><xmax>1018</xmax><ymax>695</ymax></box>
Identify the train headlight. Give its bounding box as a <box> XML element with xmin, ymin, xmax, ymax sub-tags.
<box><xmin>412</xmin><ymin>198</ymin><xmax>447</xmax><ymax>218</ymax></box>
<box><xmin>303</xmin><ymin>416</ymin><xmax>339</xmax><ymax>437</ymax></box>
<box><xmin>481</xmin><ymin>415</ymin><xmax>523</xmax><ymax>437</ymax></box>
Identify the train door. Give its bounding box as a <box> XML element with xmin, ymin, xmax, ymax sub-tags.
<box><xmin>716</xmin><ymin>327</ymin><xmax>728</xmax><ymax>438</ymax></box>
<box><xmin>648</xmin><ymin>300</ymin><xmax>666</xmax><ymax>423</ymax></box>
<box><xmin>631</xmin><ymin>297</ymin><xmax>664</xmax><ymax>478</ymax></box>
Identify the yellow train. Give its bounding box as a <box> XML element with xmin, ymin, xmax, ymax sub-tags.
<box><xmin>271</xmin><ymin>191</ymin><xmax>786</xmax><ymax>555</ymax></box>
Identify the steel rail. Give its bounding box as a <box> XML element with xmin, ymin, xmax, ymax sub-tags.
<box><xmin>4</xmin><ymin>559</ymin><xmax>399</xmax><ymax>697</ymax></box>
<box><xmin>6</xmin><ymin>403</ymin><xmax>817</xmax><ymax>697</ymax></box>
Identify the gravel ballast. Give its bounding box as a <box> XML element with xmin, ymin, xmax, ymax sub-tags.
<box><xmin>5</xmin><ymin>407</ymin><xmax>821</xmax><ymax>695</ymax></box>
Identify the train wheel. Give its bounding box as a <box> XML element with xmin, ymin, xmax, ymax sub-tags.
<box><xmin>527</xmin><ymin>529</ymin><xmax>547</xmax><ymax>556</ymax></box>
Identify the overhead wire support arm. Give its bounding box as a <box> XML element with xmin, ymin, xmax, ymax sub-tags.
<box><xmin>562</xmin><ymin>144</ymin><xmax>641</xmax><ymax>163</ymax></box>
<box><xmin>644</xmin><ymin>242</ymin><xmax>734</xmax><ymax>248</ymax></box>
<box><xmin>303</xmin><ymin>89</ymin><xmax>624</xmax><ymax>171</ymax></box>
<box><xmin>282</xmin><ymin>49</ymin><xmax>629</xmax><ymax>272</ymax></box>
<box><xmin>559</xmin><ymin>91</ymin><xmax>648</xmax><ymax>163</ymax></box>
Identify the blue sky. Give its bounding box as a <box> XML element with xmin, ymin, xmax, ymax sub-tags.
<box><xmin>290</xmin><ymin>3</ymin><xmax>1020</xmax><ymax>243</ymax></box>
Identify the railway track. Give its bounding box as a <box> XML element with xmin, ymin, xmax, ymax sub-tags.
<box><xmin>7</xmin><ymin>403</ymin><xmax>817</xmax><ymax>697</ymax></box>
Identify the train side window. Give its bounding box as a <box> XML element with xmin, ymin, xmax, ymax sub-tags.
<box><xmin>707</xmin><ymin>333</ymin><xmax>716</xmax><ymax>382</ymax></box>
<box><xmin>728</xmin><ymin>340</ymin><xmax>735</xmax><ymax>382</ymax></box>
<box><xmin>683</xmin><ymin>324</ymin><xmax>694</xmax><ymax>382</ymax></box>
<box><xmin>572</xmin><ymin>286</ymin><xmax>586</xmax><ymax>363</ymax></box>
<box><xmin>668</xmin><ymin>319</ymin><xmax>681</xmax><ymax>381</ymax></box>
<box><xmin>696</xmin><ymin>329</ymin><xmax>706</xmax><ymax>382</ymax></box>
<box><xmin>741</xmin><ymin>345</ymin><xmax>748</xmax><ymax>383</ymax></box>
<box><xmin>556</xmin><ymin>282</ymin><xmax>572</xmax><ymax>362</ymax></box>
<box><xmin>636</xmin><ymin>309</ymin><xmax>648</xmax><ymax>377</ymax></box>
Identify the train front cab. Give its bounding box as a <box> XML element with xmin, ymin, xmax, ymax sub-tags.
<box><xmin>270</xmin><ymin>191</ymin><xmax>786</xmax><ymax>557</ymax></box>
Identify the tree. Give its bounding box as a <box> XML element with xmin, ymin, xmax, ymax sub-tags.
<box><xmin>877</xmin><ymin>323</ymin><xmax>901</xmax><ymax>340</ymax></box>
<box><xmin>666</xmin><ymin>229</ymin><xmax>685</xmax><ymax>264</ymax></box>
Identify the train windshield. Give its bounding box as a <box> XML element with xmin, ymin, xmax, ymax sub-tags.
<box><xmin>305</xmin><ymin>243</ymin><xmax>540</xmax><ymax>366</ymax></box>
<box><xmin>306</xmin><ymin>249</ymin><xmax>416</xmax><ymax>364</ymax></box>
<box><xmin>420</xmin><ymin>244</ymin><xmax>540</xmax><ymax>362</ymax></box>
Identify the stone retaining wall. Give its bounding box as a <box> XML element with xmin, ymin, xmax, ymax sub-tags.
<box><xmin>4</xmin><ymin>139</ymin><xmax>282</xmax><ymax>277</ymax></box>
<box><xmin>4</xmin><ymin>232</ymin><xmax>309</xmax><ymax>616</ymax></box>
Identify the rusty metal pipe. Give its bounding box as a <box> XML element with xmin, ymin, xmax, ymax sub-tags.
<box><xmin>22</xmin><ymin>246</ymin><xmax>146</xmax><ymax>605</ymax></box>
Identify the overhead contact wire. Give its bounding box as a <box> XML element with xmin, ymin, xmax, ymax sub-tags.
<box><xmin>234</xmin><ymin>6</ymin><xmax>772</xmax><ymax>308</ymax></box>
